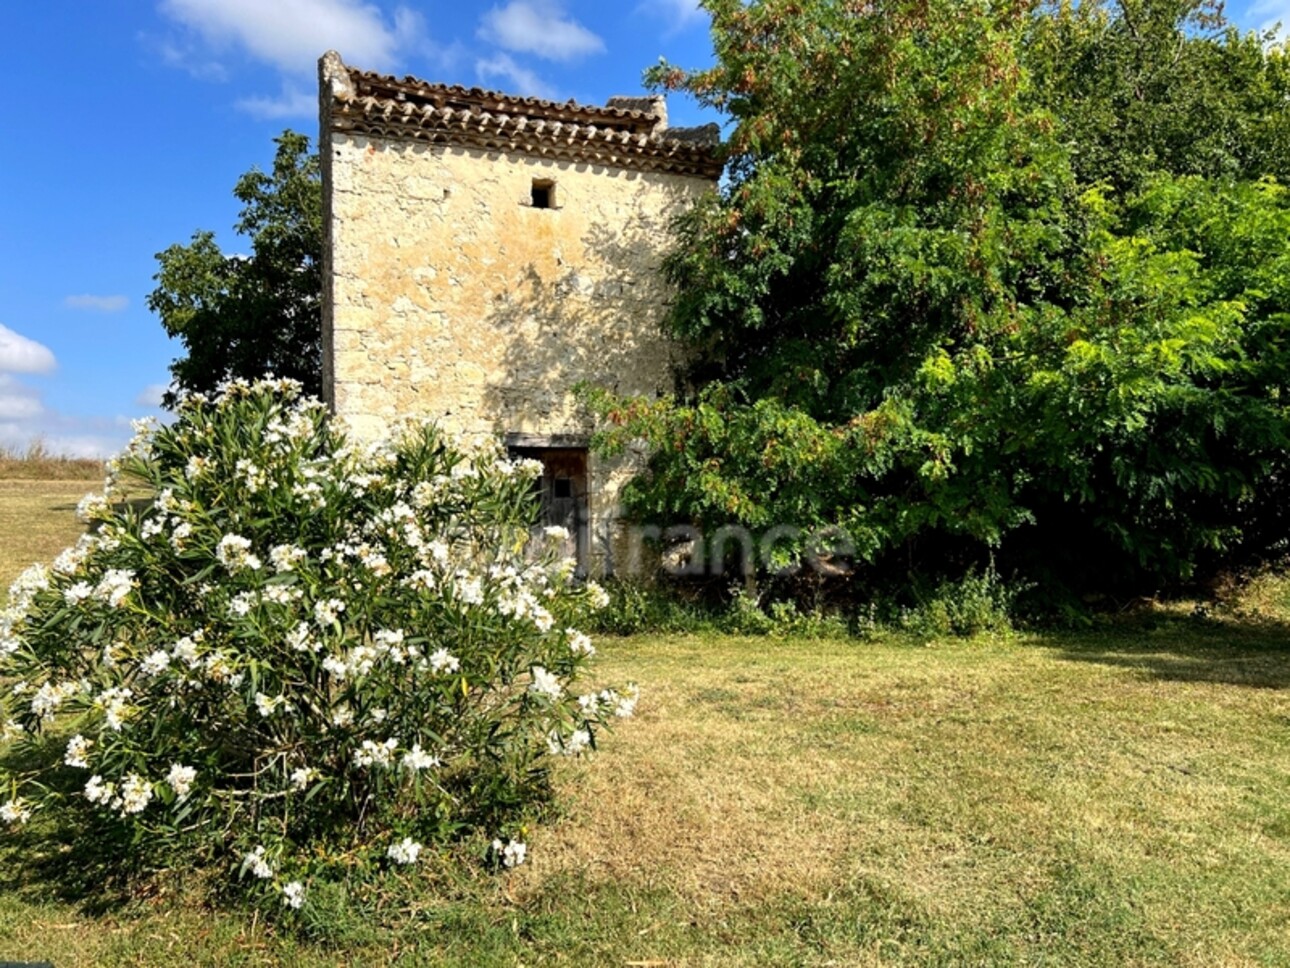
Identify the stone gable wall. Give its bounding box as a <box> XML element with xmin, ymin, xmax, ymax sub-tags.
<box><xmin>323</xmin><ymin>132</ymin><xmax>712</xmax><ymax>572</ymax></box>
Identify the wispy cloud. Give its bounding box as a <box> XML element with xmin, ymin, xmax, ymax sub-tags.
<box><xmin>136</xmin><ymin>384</ymin><xmax>170</xmax><ymax>408</ymax></box>
<box><xmin>478</xmin><ymin>0</ymin><xmax>605</xmax><ymax>62</ymax></box>
<box><xmin>235</xmin><ymin>84</ymin><xmax>318</xmax><ymax>120</ymax></box>
<box><xmin>155</xmin><ymin>0</ymin><xmax>460</xmax><ymax>116</ymax></box>
<box><xmin>639</xmin><ymin>0</ymin><xmax>707</xmax><ymax>35</ymax></box>
<box><xmin>0</xmin><ymin>324</ymin><xmax>57</xmax><ymax>374</ymax></box>
<box><xmin>0</xmin><ymin>326</ymin><xmax>164</xmax><ymax>458</ymax></box>
<box><xmin>475</xmin><ymin>53</ymin><xmax>555</xmax><ymax>99</ymax></box>
<box><xmin>64</xmin><ymin>294</ymin><xmax>129</xmax><ymax>314</ymax></box>
<box><xmin>158</xmin><ymin>0</ymin><xmax>421</xmax><ymax>74</ymax></box>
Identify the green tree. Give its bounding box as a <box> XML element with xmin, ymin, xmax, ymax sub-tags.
<box><xmin>1025</xmin><ymin>1</ymin><xmax>1290</xmax><ymax>191</ymax></box>
<box><xmin>588</xmin><ymin>0</ymin><xmax>1290</xmax><ymax>597</ymax></box>
<box><xmin>148</xmin><ymin>132</ymin><xmax>322</xmax><ymax>404</ymax></box>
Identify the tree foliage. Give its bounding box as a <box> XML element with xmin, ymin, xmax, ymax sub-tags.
<box><xmin>148</xmin><ymin>132</ymin><xmax>322</xmax><ymax>405</ymax></box>
<box><xmin>589</xmin><ymin>0</ymin><xmax>1290</xmax><ymax>596</ymax></box>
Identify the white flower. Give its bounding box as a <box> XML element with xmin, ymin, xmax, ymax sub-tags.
<box><xmin>117</xmin><ymin>772</ymin><xmax>153</xmax><ymax>815</ymax></box>
<box><xmin>263</xmin><ymin>584</ymin><xmax>301</xmax><ymax>606</ymax></box>
<box><xmin>170</xmin><ymin>522</ymin><xmax>194</xmax><ymax>552</ymax></box>
<box><xmin>282</xmin><ymin>880</ymin><xmax>306</xmax><ymax>909</ymax></box>
<box><xmin>140</xmin><ymin>649</ymin><xmax>171</xmax><ymax>676</ymax></box>
<box><xmin>285</xmin><ymin>622</ymin><xmax>317</xmax><ymax>653</ymax></box>
<box><xmin>543</xmin><ymin>525</ymin><xmax>570</xmax><ymax>542</ymax></box>
<box><xmin>353</xmin><ymin>738</ymin><xmax>399</xmax><ymax>768</ymax></box>
<box><xmin>172</xmin><ymin>635</ymin><xmax>201</xmax><ymax>667</ymax></box>
<box><xmin>492</xmin><ymin>838</ymin><xmax>527</xmax><ymax>868</ymax></box>
<box><xmin>227</xmin><ymin>591</ymin><xmax>257</xmax><ymax>617</ymax></box>
<box><xmin>529</xmin><ymin>666</ymin><xmax>562</xmax><ymax>701</ymax></box>
<box><xmin>585</xmin><ymin>581</ymin><xmax>610</xmax><ymax>610</ymax></box>
<box><xmin>330</xmin><ymin>705</ymin><xmax>355</xmax><ymax>728</ymax></box>
<box><xmin>31</xmin><ymin>680</ymin><xmax>79</xmax><ymax>723</ymax></box>
<box><xmin>75</xmin><ymin>492</ymin><xmax>109</xmax><ymax>523</ymax></box>
<box><xmin>0</xmin><ymin>799</ymin><xmax>32</xmax><ymax>826</ymax></box>
<box><xmin>64</xmin><ymin>734</ymin><xmax>92</xmax><ymax>768</ymax></box>
<box><xmin>140</xmin><ymin>517</ymin><xmax>165</xmax><ymax>540</ymax></box>
<box><xmin>244</xmin><ymin>845</ymin><xmax>273</xmax><ymax>879</ymax></box>
<box><xmin>566</xmin><ymin>629</ymin><xmax>595</xmax><ymax>657</ymax></box>
<box><xmin>269</xmin><ymin>544</ymin><xmax>307</xmax><ymax>573</ymax></box>
<box><xmin>236</xmin><ymin>458</ymin><xmax>265</xmax><ymax>493</ymax></box>
<box><xmin>53</xmin><ymin>538</ymin><xmax>94</xmax><ymax>576</ymax></box>
<box><xmin>322</xmin><ymin>656</ymin><xmax>348</xmax><ymax>682</ymax></box>
<box><xmin>530</xmin><ymin>605</ymin><xmax>554</xmax><ymax>633</ymax></box>
<box><xmin>1</xmin><ymin>719</ymin><xmax>23</xmax><ymax>743</ymax></box>
<box><xmin>548</xmin><ymin>728</ymin><xmax>591</xmax><ymax>756</ymax></box>
<box><xmin>387</xmin><ymin>837</ymin><xmax>422</xmax><ymax>865</ymax></box>
<box><xmin>97</xmin><ymin>686</ymin><xmax>134</xmax><ymax>730</ymax></box>
<box><xmin>456</xmin><ymin>575</ymin><xmax>484</xmax><ymax>606</ymax></box>
<box><xmin>401</xmin><ymin>744</ymin><xmax>440</xmax><ymax>771</ymax></box>
<box><xmin>0</xmin><ymin>631</ymin><xmax>19</xmax><ymax>660</ymax></box>
<box><xmin>404</xmin><ymin>569</ymin><xmax>436</xmax><ymax>592</ymax></box>
<box><xmin>166</xmin><ymin>763</ymin><xmax>197</xmax><ymax>798</ymax></box>
<box><xmin>93</xmin><ymin>569</ymin><xmax>135</xmax><ymax>608</ymax></box>
<box><xmin>429</xmin><ymin>648</ymin><xmax>460</xmax><ymax>674</ymax></box>
<box><xmin>216</xmin><ymin>534</ymin><xmax>262</xmax><ymax>573</ymax></box>
<box><xmin>84</xmin><ymin>774</ymin><xmax>112</xmax><ymax>806</ymax></box>
<box><xmin>314</xmin><ymin>598</ymin><xmax>346</xmax><ymax>626</ymax></box>
<box><xmin>600</xmin><ymin>684</ymin><xmax>640</xmax><ymax>719</ymax></box>
<box><xmin>255</xmin><ymin>693</ymin><xmax>289</xmax><ymax>717</ymax></box>
<box><xmin>290</xmin><ymin>767</ymin><xmax>316</xmax><ymax>791</ymax></box>
<box><xmin>63</xmin><ymin>581</ymin><xmax>94</xmax><ymax>605</ymax></box>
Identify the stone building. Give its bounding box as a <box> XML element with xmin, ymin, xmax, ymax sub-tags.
<box><xmin>318</xmin><ymin>52</ymin><xmax>721</xmax><ymax>574</ymax></box>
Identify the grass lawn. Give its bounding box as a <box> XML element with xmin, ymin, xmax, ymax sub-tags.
<box><xmin>2</xmin><ymin>479</ymin><xmax>1289</xmax><ymax>965</ymax></box>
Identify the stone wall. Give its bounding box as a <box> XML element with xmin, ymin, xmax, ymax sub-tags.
<box><xmin>323</xmin><ymin>132</ymin><xmax>712</xmax><ymax>572</ymax></box>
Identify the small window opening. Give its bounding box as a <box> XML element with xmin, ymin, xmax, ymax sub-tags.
<box><xmin>531</xmin><ymin>179</ymin><xmax>555</xmax><ymax>209</ymax></box>
<box><xmin>553</xmin><ymin>477</ymin><xmax>573</xmax><ymax>499</ymax></box>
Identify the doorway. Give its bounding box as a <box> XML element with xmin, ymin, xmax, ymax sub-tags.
<box><xmin>508</xmin><ymin>442</ymin><xmax>590</xmax><ymax>575</ymax></box>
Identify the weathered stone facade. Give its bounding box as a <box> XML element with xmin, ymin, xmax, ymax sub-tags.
<box><xmin>318</xmin><ymin>52</ymin><xmax>720</xmax><ymax>573</ymax></box>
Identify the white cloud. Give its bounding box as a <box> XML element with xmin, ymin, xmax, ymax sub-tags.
<box><xmin>64</xmin><ymin>294</ymin><xmax>129</xmax><ymax>314</ymax></box>
<box><xmin>236</xmin><ymin>84</ymin><xmax>318</xmax><ymax>119</ymax></box>
<box><xmin>475</xmin><ymin>54</ymin><xmax>555</xmax><ymax>99</ymax></box>
<box><xmin>158</xmin><ymin>0</ymin><xmax>425</xmax><ymax>75</ymax></box>
<box><xmin>149</xmin><ymin>35</ymin><xmax>229</xmax><ymax>81</ymax></box>
<box><xmin>0</xmin><ymin>325</ymin><xmax>56</xmax><ymax>375</ymax></box>
<box><xmin>478</xmin><ymin>0</ymin><xmax>605</xmax><ymax>62</ymax></box>
<box><xmin>0</xmin><ymin>328</ymin><xmax>163</xmax><ymax>459</ymax></box>
<box><xmin>0</xmin><ymin>375</ymin><xmax>45</xmax><ymax>421</ymax></box>
<box><xmin>640</xmin><ymin>0</ymin><xmax>706</xmax><ymax>34</ymax></box>
<box><xmin>136</xmin><ymin>384</ymin><xmax>170</xmax><ymax>408</ymax></box>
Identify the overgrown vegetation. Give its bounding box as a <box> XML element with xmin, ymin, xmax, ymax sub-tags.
<box><xmin>588</xmin><ymin>0</ymin><xmax>1290</xmax><ymax>608</ymax></box>
<box><xmin>0</xmin><ymin>380</ymin><xmax>630</xmax><ymax>913</ymax></box>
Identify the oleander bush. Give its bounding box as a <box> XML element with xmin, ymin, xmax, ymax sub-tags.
<box><xmin>0</xmin><ymin>378</ymin><xmax>633</xmax><ymax>911</ymax></box>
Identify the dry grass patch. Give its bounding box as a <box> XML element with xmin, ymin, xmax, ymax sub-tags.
<box><xmin>0</xmin><ymin>443</ymin><xmax>103</xmax><ymax>482</ymax></box>
<box><xmin>0</xmin><ymin>481</ymin><xmax>89</xmax><ymax>584</ymax></box>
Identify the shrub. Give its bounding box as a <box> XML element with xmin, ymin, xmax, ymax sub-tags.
<box><xmin>901</xmin><ymin>567</ymin><xmax>1022</xmax><ymax>637</ymax></box>
<box><xmin>0</xmin><ymin>378</ymin><xmax>632</xmax><ymax>911</ymax></box>
<box><xmin>587</xmin><ymin>579</ymin><xmax>715</xmax><ymax>636</ymax></box>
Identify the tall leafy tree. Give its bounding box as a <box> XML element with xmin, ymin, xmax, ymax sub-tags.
<box><xmin>589</xmin><ymin>0</ymin><xmax>1290</xmax><ymax>594</ymax></box>
<box><xmin>1025</xmin><ymin>1</ymin><xmax>1290</xmax><ymax>191</ymax></box>
<box><xmin>148</xmin><ymin>132</ymin><xmax>322</xmax><ymax>404</ymax></box>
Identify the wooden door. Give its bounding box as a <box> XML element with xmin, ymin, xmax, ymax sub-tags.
<box><xmin>511</xmin><ymin>447</ymin><xmax>589</xmax><ymax>574</ymax></box>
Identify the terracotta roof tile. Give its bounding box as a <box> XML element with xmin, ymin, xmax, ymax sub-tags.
<box><xmin>320</xmin><ymin>51</ymin><xmax>723</xmax><ymax>180</ymax></box>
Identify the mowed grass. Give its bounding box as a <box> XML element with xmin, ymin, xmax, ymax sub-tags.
<box><xmin>2</xmin><ymin>481</ymin><xmax>1290</xmax><ymax>965</ymax></box>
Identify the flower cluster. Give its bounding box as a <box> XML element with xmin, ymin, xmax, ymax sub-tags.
<box><xmin>0</xmin><ymin>378</ymin><xmax>634</xmax><ymax>911</ymax></box>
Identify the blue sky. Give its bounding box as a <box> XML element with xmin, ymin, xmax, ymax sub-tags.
<box><xmin>1</xmin><ymin>0</ymin><xmax>1284</xmax><ymax>457</ymax></box>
